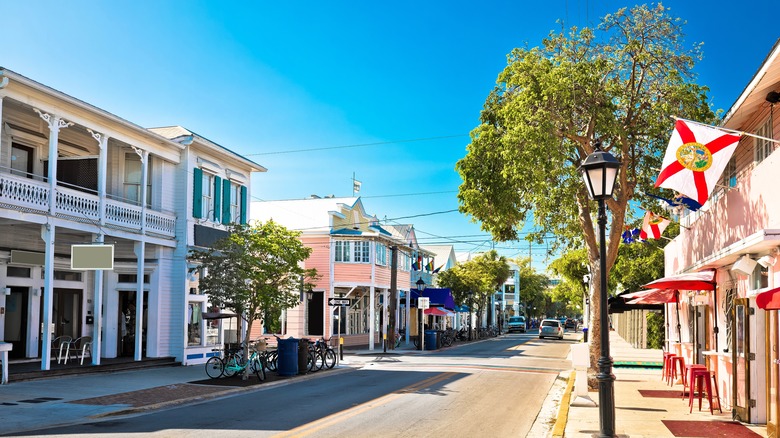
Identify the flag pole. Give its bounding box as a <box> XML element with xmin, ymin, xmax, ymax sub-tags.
<box><xmin>672</xmin><ymin>116</ymin><xmax>780</xmax><ymax>145</ymax></box>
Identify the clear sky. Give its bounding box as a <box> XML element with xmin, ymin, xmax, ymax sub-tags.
<box><xmin>2</xmin><ymin>1</ymin><xmax>778</xmax><ymax>272</ymax></box>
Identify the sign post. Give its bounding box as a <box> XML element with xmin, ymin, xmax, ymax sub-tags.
<box><xmin>418</xmin><ymin>297</ymin><xmax>430</xmax><ymax>351</ymax></box>
<box><xmin>328</xmin><ymin>298</ymin><xmax>351</xmax><ymax>360</ymax></box>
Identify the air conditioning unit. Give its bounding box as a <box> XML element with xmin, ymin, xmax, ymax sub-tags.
<box><xmin>732</xmin><ymin>255</ymin><xmax>757</xmax><ymax>276</ymax></box>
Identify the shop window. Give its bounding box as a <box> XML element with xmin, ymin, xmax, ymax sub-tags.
<box><xmin>755</xmin><ymin>119</ymin><xmax>774</xmax><ymax>165</ymax></box>
<box><xmin>376</xmin><ymin>243</ymin><xmax>387</xmax><ymax>266</ymax></box>
<box><xmin>117</xmin><ymin>274</ymin><xmax>150</xmax><ymax>283</ymax></box>
<box><xmin>188</xmin><ymin>302</ymin><xmax>203</xmax><ymax>346</ymax></box>
<box><xmin>53</xmin><ymin>270</ymin><xmax>82</xmax><ymax>281</ymax></box>
<box><xmin>751</xmin><ymin>263</ymin><xmax>769</xmax><ymax>290</ymax></box>
<box><xmin>7</xmin><ymin>266</ymin><xmax>31</xmax><ymax>278</ymax></box>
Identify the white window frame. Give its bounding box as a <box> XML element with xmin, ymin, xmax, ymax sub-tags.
<box><xmin>375</xmin><ymin>243</ymin><xmax>387</xmax><ymax>266</ymax></box>
<box><xmin>124</xmin><ymin>152</ymin><xmax>152</xmax><ymax>206</ymax></box>
<box><xmin>353</xmin><ymin>241</ymin><xmax>370</xmax><ymax>263</ymax></box>
<box><xmin>334</xmin><ymin>241</ymin><xmax>351</xmax><ymax>262</ymax></box>
<box><xmin>755</xmin><ymin>119</ymin><xmax>774</xmax><ymax>164</ymax></box>
<box><xmin>229</xmin><ymin>181</ymin><xmax>241</xmax><ymax>224</ymax></box>
<box><xmin>201</xmin><ymin>171</ymin><xmax>215</xmax><ymax>221</ymax></box>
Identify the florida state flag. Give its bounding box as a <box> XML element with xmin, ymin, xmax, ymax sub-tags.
<box><xmin>655</xmin><ymin>119</ymin><xmax>741</xmax><ymax>205</ymax></box>
<box><xmin>639</xmin><ymin>212</ymin><xmax>670</xmax><ymax>240</ymax></box>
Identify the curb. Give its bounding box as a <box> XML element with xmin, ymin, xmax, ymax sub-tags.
<box><xmin>552</xmin><ymin>370</ymin><xmax>576</xmax><ymax>437</ymax></box>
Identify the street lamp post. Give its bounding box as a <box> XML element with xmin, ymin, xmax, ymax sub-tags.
<box><xmin>579</xmin><ymin>140</ymin><xmax>620</xmax><ymax>438</ymax></box>
<box><xmin>416</xmin><ymin>278</ymin><xmax>426</xmax><ymax>350</ymax></box>
<box><xmin>468</xmin><ymin>291</ymin><xmax>474</xmax><ymax>341</ymax></box>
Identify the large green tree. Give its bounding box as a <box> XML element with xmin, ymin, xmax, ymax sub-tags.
<box><xmin>190</xmin><ymin>221</ymin><xmax>317</xmax><ymax>376</ymax></box>
<box><xmin>456</xmin><ymin>4</ymin><xmax>715</xmax><ymax>371</ymax></box>
<box><xmin>437</xmin><ymin>250</ymin><xmax>511</xmax><ymax>329</ymax></box>
<box><xmin>513</xmin><ymin>257</ymin><xmax>550</xmax><ymax>318</ymax></box>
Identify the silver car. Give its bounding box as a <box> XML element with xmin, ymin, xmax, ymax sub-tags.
<box><xmin>539</xmin><ymin>318</ymin><xmax>564</xmax><ymax>340</ymax></box>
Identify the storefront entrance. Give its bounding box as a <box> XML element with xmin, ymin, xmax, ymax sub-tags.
<box><xmin>733</xmin><ymin>298</ymin><xmax>751</xmax><ymax>422</ymax></box>
<box><xmin>118</xmin><ymin>290</ymin><xmax>147</xmax><ymax>358</ymax></box>
<box><xmin>4</xmin><ymin>286</ymin><xmax>29</xmax><ymax>359</ymax></box>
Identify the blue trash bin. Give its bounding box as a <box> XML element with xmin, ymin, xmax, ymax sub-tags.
<box><xmin>424</xmin><ymin>330</ymin><xmax>439</xmax><ymax>350</ymax></box>
<box><xmin>277</xmin><ymin>337</ymin><xmax>299</xmax><ymax>376</ymax></box>
<box><xmin>582</xmin><ymin>327</ymin><xmax>588</xmax><ymax>343</ymax></box>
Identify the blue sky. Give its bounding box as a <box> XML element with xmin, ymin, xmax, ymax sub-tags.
<box><xmin>2</xmin><ymin>1</ymin><xmax>778</xmax><ymax>272</ymax></box>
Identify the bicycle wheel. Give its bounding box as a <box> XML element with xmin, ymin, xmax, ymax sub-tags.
<box><xmin>307</xmin><ymin>351</ymin><xmax>316</xmax><ymax>372</ymax></box>
<box><xmin>223</xmin><ymin>355</ymin><xmax>240</xmax><ymax>377</ymax></box>
<box><xmin>266</xmin><ymin>351</ymin><xmax>278</xmax><ymax>371</ymax></box>
<box><xmin>443</xmin><ymin>335</ymin><xmax>453</xmax><ymax>348</ymax></box>
<box><xmin>205</xmin><ymin>357</ymin><xmax>224</xmax><ymax>379</ymax></box>
<box><xmin>324</xmin><ymin>349</ymin><xmax>337</xmax><ymax>369</ymax></box>
<box><xmin>251</xmin><ymin>356</ymin><xmax>266</xmax><ymax>381</ymax></box>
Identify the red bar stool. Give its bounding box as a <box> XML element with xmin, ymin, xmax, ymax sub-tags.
<box><xmin>688</xmin><ymin>368</ymin><xmax>723</xmax><ymax>414</ymax></box>
<box><xmin>681</xmin><ymin>364</ymin><xmax>706</xmax><ymax>399</ymax></box>
<box><xmin>668</xmin><ymin>355</ymin><xmax>685</xmax><ymax>386</ymax></box>
<box><xmin>662</xmin><ymin>352</ymin><xmax>674</xmax><ymax>382</ymax></box>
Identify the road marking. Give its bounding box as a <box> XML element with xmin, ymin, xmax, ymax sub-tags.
<box><xmin>273</xmin><ymin>372</ymin><xmax>457</xmax><ymax>438</ymax></box>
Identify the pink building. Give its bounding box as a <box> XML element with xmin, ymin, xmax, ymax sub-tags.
<box><xmin>662</xmin><ymin>39</ymin><xmax>780</xmax><ymax>433</ymax></box>
<box><xmin>251</xmin><ymin>197</ymin><xmax>435</xmax><ymax>350</ymax></box>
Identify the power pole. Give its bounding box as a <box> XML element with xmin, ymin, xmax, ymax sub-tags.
<box><xmin>388</xmin><ymin>246</ymin><xmax>398</xmax><ymax>350</ymax></box>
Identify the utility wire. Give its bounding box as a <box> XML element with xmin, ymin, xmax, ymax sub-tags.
<box><xmin>244</xmin><ymin>134</ymin><xmax>468</xmax><ymax>156</ymax></box>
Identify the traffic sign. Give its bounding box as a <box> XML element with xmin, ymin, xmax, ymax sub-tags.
<box><xmin>328</xmin><ymin>298</ymin><xmax>351</xmax><ymax>306</ymax></box>
<box><xmin>418</xmin><ymin>297</ymin><xmax>430</xmax><ymax>310</ymax></box>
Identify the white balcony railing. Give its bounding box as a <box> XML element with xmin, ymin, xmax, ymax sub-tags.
<box><xmin>0</xmin><ymin>173</ymin><xmax>176</xmax><ymax>238</ymax></box>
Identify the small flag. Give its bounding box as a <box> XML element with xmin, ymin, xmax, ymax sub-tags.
<box><xmin>412</xmin><ymin>261</ymin><xmax>419</xmax><ymax>271</ymax></box>
<box><xmin>655</xmin><ymin>119</ymin><xmax>741</xmax><ymax>205</ymax></box>
<box><xmin>353</xmin><ymin>179</ymin><xmax>362</xmax><ymax>193</ymax></box>
<box><xmin>646</xmin><ymin>192</ymin><xmax>702</xmax><ymax>213</ymax></box>
<box><xmin>426</xmin><ymin>260</ymin><xmax>434</xmax><ymax>272</ymax></box>
<box><xmin>621</xmin><ymin>227</ymin><xmax>641</xmax><ymax>244</ymax></box>
<box><xmin>639</xmin><ymin>212</ymin><xmax>670</xmax><ymax>240</ymax></box>
<box><xmin>433</xmin><ymin>264</ymin><xmax>444</xmax><ymax>274</ymax></box>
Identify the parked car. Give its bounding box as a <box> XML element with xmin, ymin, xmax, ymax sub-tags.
<box><xmin>507</xmin><ymin>316</ymin><xmax>526</xmax><ymax>333</ymax></box>
<box><xmin>564</xmin><ymin>318</ymin><xmax>578</xmax><ymax>331</ymax></box>
<box><xmin>539</xmin><ymin>318</ymin><xmax>564</xmax><ymax>340</ymax></box>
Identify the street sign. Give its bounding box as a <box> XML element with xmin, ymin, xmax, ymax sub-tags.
<box><xmin>328</xmin><ymin>298</ymin><xmax>351</xmax><ymax>306</ymax></box>
<box><xmin>418</xmin><ymin>297</ymin><xmax>430</xmax><ymax>310</ymax></box>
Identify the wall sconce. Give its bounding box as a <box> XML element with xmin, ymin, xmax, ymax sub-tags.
<box><xmin>3</xmin><ymin>287</ymin><xmax>10</xmax><ymax>296</ymax></box>
<box><xmin>306</xmin><ymin>288</ymin><xmax>314</xmax><ymax>300</ymax></box>
<box><xmin>758</xmin><ymin>255</ymin><xmax>777</xmax><ymax>268</ymax></box>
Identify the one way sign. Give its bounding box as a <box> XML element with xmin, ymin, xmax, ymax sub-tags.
<box><xmin>328</xmin><ymin>298</ymin><xmax>351</xmax><ymax>306</ymax></box>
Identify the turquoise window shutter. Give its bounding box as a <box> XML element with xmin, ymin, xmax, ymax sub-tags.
<box><xmin>222</xmin><ymin>179</ymin><xmax>231</xmax><ymax>224</ymax></box>
<box><xmin>213</xmin><ymin>176</ymin><xmax>222</xmax><ymax>222</ymax></box>
<box><xmin>240</xmin><ymin>186</ymin><xmax>248</xmax><ymax>224</ymax></box>
<box><xmin>192</xmin><ymin>168</ymin><xmax>203</xmax><ymax>219</ymax></box>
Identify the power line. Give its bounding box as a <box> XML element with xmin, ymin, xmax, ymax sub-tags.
<box><xmin>244</xmin><ymin>134</ymin><xmax>468</xmax><ymax>156</ymax></box>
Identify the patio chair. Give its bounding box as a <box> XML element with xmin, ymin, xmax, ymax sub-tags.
<box><xmin>53</xmin><ymin>336</ymin><xmax>73</xmax><ymax>364</ymax></box>
<box><xmin>66</xmin><ymin>336</ymin><xmax>92</xmax><ymax>365</ymax></box>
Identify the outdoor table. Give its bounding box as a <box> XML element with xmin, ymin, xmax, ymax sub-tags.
<box><xmin>0</xmin><ymin>342</ymin><xmax>12</xmax><ymax>384</ymax></box>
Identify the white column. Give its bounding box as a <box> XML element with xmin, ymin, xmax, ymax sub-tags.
<box><xmin>34</xmin><ymin>109</ymin><xmax>72</xmax><ymax>215</ymax></box>
<box><xmin>40</xmin><ymin>224</ymin><xmax>55</xmax><ymax>370</ymax></box>
<box><xmin>88</xmin><ymin>130</ymin><xmax>109</xmax><ymax>224</ymax></box>
<box><xmin>369</xmin><ymin>286</ymin><xmax>375</xmax><ymax>351</ymax></box>
<box><xmin>134</xmin><ymin>241</ymin><xmax>145</xmax><ymax>361</ymax></box>
<box><xmin>405</xmin><ymin>290</ymin><xmax>411</xmax><ymax>344</ymax></box>
<box><xmin>92</xmin><ymin>233</ymin><xmax>104</xmax><ymax>365</ymax></box>
<box><xmin>138</xmin><ymin>149</ymin><xmax>148</xmax><ymax>231</ymax></box>
<box><xmin>382</xmin><ymin>288</ymin><xmax>388</xmax><ymax>347</ymax></box>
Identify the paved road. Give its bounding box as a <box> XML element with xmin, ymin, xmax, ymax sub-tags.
<box><xmin>12</xmin><ymin>332</ymin><xmax>576</xmax><ymax>437</ymax></box>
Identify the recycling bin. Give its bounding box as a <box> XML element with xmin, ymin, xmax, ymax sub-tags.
<box><xmin>424</xmin><ymin>330</ymin><xmax>439</xmax><ymax>351</ymax></box>
<box><xmin>582</xmin><ymin>327</ymin><xmax>588</xmax><ymax>343</ymax></box>
<box><xmin>277</xmin><ymin>337</ymin><xmax>299</xmax><ymax>376</ymax></box>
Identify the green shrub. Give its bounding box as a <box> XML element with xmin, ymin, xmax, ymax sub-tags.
<box><xmin>646</xmin><ymin>311</ymin><xmax>664</xmax><ymax>349</ymax></box>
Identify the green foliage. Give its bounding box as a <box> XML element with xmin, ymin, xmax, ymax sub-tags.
<box><xmin>456</xmin><ymin>4</ymin><xmax>715</xmax><ymax>366</ymax></box>
<box><xmin>513</xmin><ymin>257</ymin><xmax>551</xmax><ymax>317</ymax></box>
<box><xmin>189</xmin><ymin>221</ymin><xmax>317</xmax><ymax>362</ymax></box>
<box><xmin>646</xmin><ymin>311</ymin><xmax>665</xmax><ymax>349</ymax></box>
<box><xmin>437</xmin><ymin>250</ymin><xmax>511</xmax><ymax>326</ymax></box>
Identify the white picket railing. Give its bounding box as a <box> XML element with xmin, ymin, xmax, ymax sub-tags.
<box><xmin>0</xmin><ymin>173</ymin><xmax>176</xmax><ymax>238</ymax></box>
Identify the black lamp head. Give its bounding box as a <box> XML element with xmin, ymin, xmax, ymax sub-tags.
<box><xmin>766</xmin><ymin>91</ymin><xmax>780</xmax><ymax>104</ymax></box>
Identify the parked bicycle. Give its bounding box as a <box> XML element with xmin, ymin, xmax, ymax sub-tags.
<box><xmin>205</xmin><ymin>341</ymin><xmax>266</xmax><ymax>381</ymax></box>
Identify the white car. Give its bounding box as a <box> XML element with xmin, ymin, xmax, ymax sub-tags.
<box><xmin>539</xmin><ymin>318</ymin><xmax>564</xmax><ymax>340</ymax></box>
<box><xmin>507</xmin><ymin>316</ymin><xmax>526</xmax><ymax>333</ymax></box>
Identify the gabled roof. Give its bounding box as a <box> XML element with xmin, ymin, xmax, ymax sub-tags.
<box><xmin>722</xmin><ymin>38</ymin><xmax>780</xmax><ymax>129</ymax></box>
<box><xmin>148</xmin><ymin>125</ymin><xmax>266</xmax><ymax>172</ymax></box>
<box><xmin>252</xmin><ymin>197</ymin><xmax>362</xmax><ymax>234</ymax></box>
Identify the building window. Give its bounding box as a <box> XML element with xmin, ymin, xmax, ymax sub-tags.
<box><xmin>721</xmin><ymin>156</ymin><xmax>737</xmax><ymax>188</ymax></box>
<box><xmin>755</xmin><ymin>119</ymin><xmax>774</xmax><ymax>164</ymax></box>
<box><xmin>376</xmin><ymin>243</ymin><xmax>387</xmax><ymax>266</ymax></box>
<box><xmin>188</xmin><ymin>302</ymin><xmax>203</xmax><ymax>346</ymax></box>
<box><xmin>353</xmin><ymin>241</ymin><xmax>370</xmax><ymax>263</ymax></box>
<box><xmin>335</xmin><ymin>241</ymin><xmax>351</xmax><ymax>262</ymax></box>
<box><xmin>229</xmin><ymin>182</ymin><xmax>241</xmax><ymax>224</ymax></box>
<box><xmin>751</xmin><ymin>262</ymin><xmax>769</xmax><ymax>290</ymax></box>
<box><xmin>201</xmin><ymin>171</ymin><xmax>215</xmax><ymax>220</ymax></box>
<box><xmin>53</xmin><ymin>271</ymin><xmax>82</xmax><ymax>281</ymax></box>
<box><xmin>117</xmin><ymin>274</ymin><xmax>150</xmax><ymax>283</ymax></box>
<box><xmin>7</xmin><ymin>266</ymin><xmax>31</xmax><ymax>278</ymax></box>
<box><xmin>124</xmin><ymin>152</ymin><xmax>152</xmax><ymax>206</ymax></box>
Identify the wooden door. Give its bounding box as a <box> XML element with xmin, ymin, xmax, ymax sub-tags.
<box><xmin>767</xmin><ymin>311</ymin><xmax>778</xmax><ymax>438</ymax></box>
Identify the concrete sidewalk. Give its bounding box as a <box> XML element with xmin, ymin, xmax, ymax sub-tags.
<box><xmin>559</xmin><ymin>331</ymin><xmax>768</xmax><ymax>437</ymax></box>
